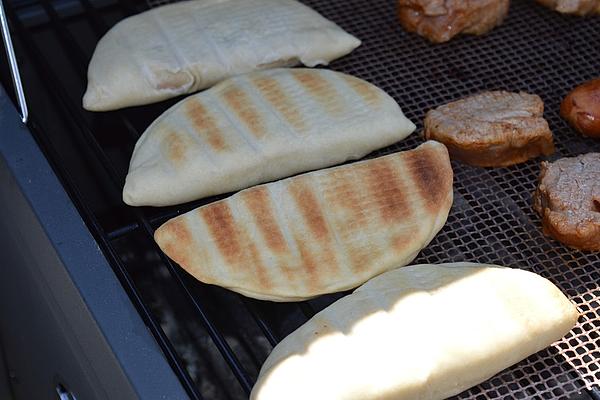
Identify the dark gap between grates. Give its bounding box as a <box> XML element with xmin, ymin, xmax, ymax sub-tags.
<box><xmin>3</xmin><ymin>0</ymin><xmax>600</xmax><ymax>398</ymax></box>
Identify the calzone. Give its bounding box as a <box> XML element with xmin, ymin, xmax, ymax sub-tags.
<box><xmin>154</xmin><ymin>141</ymin><xmax>453</xmax><ymax>301</ymax></box>
<box><xmin>83</xmin><ymin>0</ymin><xmax>361</xmax><ymax>111</ymax></box>
<box><xmin>251</xmin><ymin>263</ymin><xmax>579</xmax><ymax>400</ymax></box>
<box><xmin>123</xmin><ymin>68</ymin><xmax>416</xmax><ymax>206</ymax></box>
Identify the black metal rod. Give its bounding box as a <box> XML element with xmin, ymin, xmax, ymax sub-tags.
<box><xmin>106</xmin><ymin>221</ymin><xmax>139</xmax><ymax>240</ymax></box>
<box><xmin>242</xmin><ymin>300</ymin><xmax>279</xmax><ymax>347</ymax></box>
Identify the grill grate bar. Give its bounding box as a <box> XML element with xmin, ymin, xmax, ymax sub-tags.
<box><xmin>78</xmin><ymin>0</ymin><xmax>109</xmax><ymax>34</ymax></box>
<box><xmin>243</xmin><ymin>300</ymin><xmax>279</xmax><ymax>347</ymax></box>
<box><xmin>106</xmin><ymin>221</ymin><xmax>139</xmax><ymax>240</ymax></box>
<box><xmin>38</xmin><ymin>0</ymin><xmax>88</xmax><ymax>77</ymax></box>
<box><xmin>6</xmin><ymin>1</ymin><xmax>255</xmax><ymax>395</ymax></box>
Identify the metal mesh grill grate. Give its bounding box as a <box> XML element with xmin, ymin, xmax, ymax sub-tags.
<box><xmin>3</xmin><ymin>0</ymin><xmax>600</xmax><ymax>398</ymax></box>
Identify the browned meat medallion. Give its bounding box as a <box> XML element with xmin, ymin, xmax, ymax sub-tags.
<box><xmin>424</xmin><ymin>91</ymin><xmax>555</xmax><ymax>167</ymax></box>
<box><xmin>560</xmin><ymin>78</ymin><xmax>600</xmax><ymax>138</ymax></box>
<box><xmin>536</xmin><ymin>0</ymin><xmax>600</xmax><ymax>15</ymax></box>
<box><xmin>533</xmin><ymin>153</ymin><xmax>600</xmax><ymax>251</ymax></box>
<box><xmin>397</xmin><ymin>0</ymin><xmax>510</xmax><ymax>43</ymax></box>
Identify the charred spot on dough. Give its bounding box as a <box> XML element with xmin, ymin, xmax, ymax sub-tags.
<box><xmin>184</xmin><ymin>98</ymin><xmax>228</xmax><ymax>151</ymax></box>
<box><xmin>221</xmin><ymin>86</ymin><xmax>265</xmax><ymax>138</ymax></box>
<box><xmin>365</xmin><ymin>158</ymin><xmax>412</xmax><ymax>223</ymax></box>
<box><xmin>242</xmin><ymin>187</ymin><xmax>288</xmax><ymax>253</ymax></box>
<box><xmin>404</xmin><ymin>146</ymin><xmax>450</xmax><ymax>213</ymax></box>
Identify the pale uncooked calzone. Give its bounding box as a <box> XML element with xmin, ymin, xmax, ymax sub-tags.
<box><xmin>83</xmin><ymin>0</ymin><xmax>361</xmax><ymax>111</ymax></box>
<box><xmin>154</xmin><ymin>141</ymin><xmax>453</xmax><ymax>301</ymax></box>
<box><xmin>123</xmin><ymin>68</ymin><xmax>416</xmax><ymax>206</ymax></box>
<box><xmin>251</xmin><ymin>263</ymin><xmax>579</xmax><ymax>400</ymax></box>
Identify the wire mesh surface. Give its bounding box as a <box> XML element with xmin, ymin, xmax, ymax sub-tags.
<box><xmin>2</xmin><ymin>0</ymin><xmax>600</xmax><ymax>399</ymax></box>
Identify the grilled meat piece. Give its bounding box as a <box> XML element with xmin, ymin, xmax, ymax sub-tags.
<box><xmin>397</xmin><ymin>0</ymin><xmax>510</xmax><ymax>43</ymax></box>
<box><xmin>424</xmin><ymin>91</ymin><xmax>555</xmax><ymax>167</ymax></box>
<box><xmin>560</xmin><ymin>78</ymin><xmax>600</xmax><ymax>138</ymax></box>
<box><xmin>536</xmin><ymin>0</ymin><xmax>600</xmax><ymax>15</ymax></box>
<box><xmin>533</xmin><ymin>153</ymin><xmax>600</xmax><ymax>251</ymax></box>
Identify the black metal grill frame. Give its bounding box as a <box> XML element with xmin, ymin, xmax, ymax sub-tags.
<box><xmin>2</xmin><ymin>0</ymin><xmax>600</xmax><ymax>399</ymax></box>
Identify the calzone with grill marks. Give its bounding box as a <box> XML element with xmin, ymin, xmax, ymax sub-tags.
<box><xmin>154</xmin><ymin>141</ymin><xmax>453</xmax><ymax>301</ymax></box>
<box><xmin>83</xmin><ymin>0</ymin><xmax>361</xmax><ymax>111</ymax></box>
<box><xmin>123</xmin><ymin>68</ymin><xmax>416</xmax><ymax>206</ymax></box>
<box><xmin>251</xmin><ymin>263</ymin><xmax>579</xmax><ymax>400</ymax></box>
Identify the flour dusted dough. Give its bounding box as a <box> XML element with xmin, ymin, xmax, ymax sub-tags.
<box><xmin>251</xmin><ymin>263</ymin><xmax>579</xmax><ymax>399</ymax></box>
<box><xmin>123</xmin><ymin>68</ymin><xmax>416</xmax><ymax>206</ymax></box>
<box><xmin>83</xmin><ymin>0</ymin><xmax>361</xmax><ymax>111</ymax></box>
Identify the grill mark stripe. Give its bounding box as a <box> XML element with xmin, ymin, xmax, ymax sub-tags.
<box><xmin>247</xmin><ymin>241</ymin><xmax>271</xmax><ymax>290</ymax></box>
<box><xmin>404</xmin><ymin>146</ymin><xmax>450</xmax><ymax>213</ymax></box>
<box><xmin>292</xmin><ymin>70</ymin><xmax>341</xmax><ymax>115</ymax></box>
<box><xmin>341</xmin><ymin>75</ymin><xmax>382</xmax><ymax>106</ymax></box>
<box><xmin>288</xmin><ymin>178</ymin><xmax>330</xmax><ymax>241</ymax></box>
<box><xmin>295</xmin><ymin>235</ymin><xmax>319</xmax><ymax>292</ymax></box>
<box><xmin>323</xmin><ymin>170</ymin><xmax>378</xmax><ymax>272</ymax></box>
<box><xmin>210</xmin><ymin>91</ymin><xmax>262</xmax><ymax>155</ymax></box>
<box><xmin>200</xmin><ymin>201</ymin><xmax>271</xmax><ymax>289</ymax></box>
<box><xmin>365</xmin><ymin>157</ymin><xmax>412</xmax><ymax>223</ymax></box>
<box><xmin>200</xmin><ymin>202</ymin><xmax>242</xmax><ymax>265</ymax></box>
<box><xmin>164</xmin><ymin>131</ymin><xmax>188</xmax><ymax>167</ymax></box>
<box><xmin>184</xmin><ymin>98</ymin><xmax>228</xmax><ymax>151</ymax></box>
<box><xmin>242</xmin><ymin>187</ymin><xmax>288</xmax><ymax>253</ymax></box>
<box><xmin>222</xmin><ymin>85</ymin><xmax>265</xmax><ymax>139</ymax></box>
<box><xmin>288</xmin><ymin>178</ymin><xmax>342</xmax><ymax>281</ymax></box>
<box><xmin>252</xmin><ymin>75</ymin><xmax>306</xmax><ymax>133</ymax></box>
